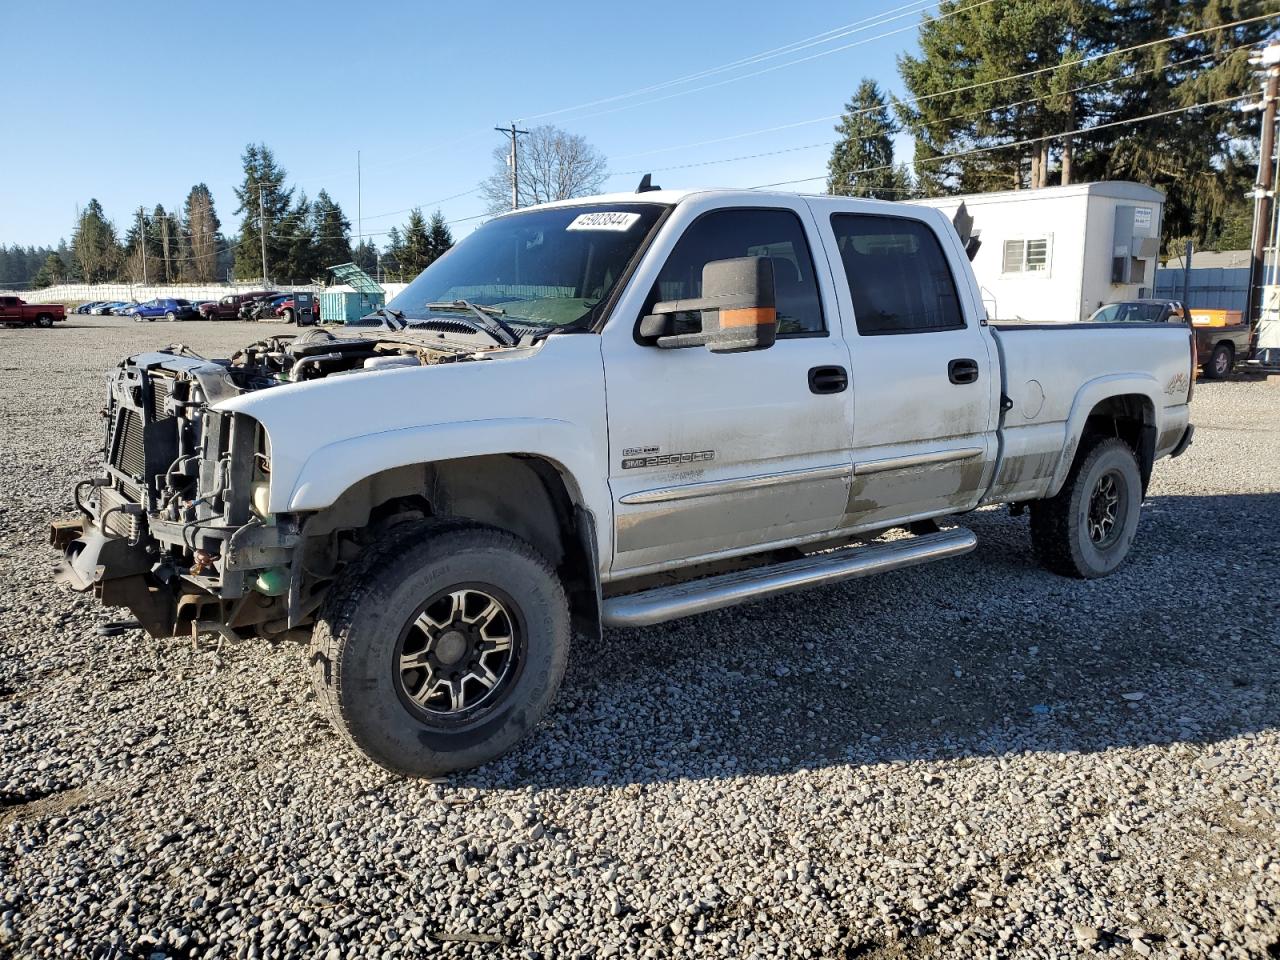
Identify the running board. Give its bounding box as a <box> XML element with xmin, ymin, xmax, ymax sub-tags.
<box><xmin>602</xmin><ymin>528</ymin><xmax>977</xmax><ymax>628</ymax></box>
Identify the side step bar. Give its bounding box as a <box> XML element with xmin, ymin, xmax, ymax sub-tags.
<box><xmin>602</xmin><ymin>528</ymin><xmax>977</xmax><ymax>628</ymax></box>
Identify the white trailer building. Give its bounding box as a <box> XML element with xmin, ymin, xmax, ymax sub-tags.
<box><xmin>911</xmin><ymin>181</ymin><xmax>1165</xmax><ymax>324</ymax></box>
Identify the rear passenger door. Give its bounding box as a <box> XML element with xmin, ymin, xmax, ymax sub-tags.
<box><xmin>809</xmin><ymin>203</ymin><xmax>999</xmax><ymax>530</ymax></box>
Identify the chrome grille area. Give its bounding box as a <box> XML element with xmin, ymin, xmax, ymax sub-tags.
<box><xmin>112</xmin><ymin>408</ymin><xmax>145</xmax><ymax>477</ymax></box>
<box><xmin>150</xmin><ymin>374</ymin><xmax>172</xmax><ymax>420</ymax></box>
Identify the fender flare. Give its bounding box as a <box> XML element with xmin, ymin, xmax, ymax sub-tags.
<box><xmin>283</xmin><ymin>415</ymin><xmax>605</xmax><ymax>524</ymax></box>
<box><xmin>1047</xmin><ymin>373</ymin><xmax>1161</xmax><ymax>495</ymax></box>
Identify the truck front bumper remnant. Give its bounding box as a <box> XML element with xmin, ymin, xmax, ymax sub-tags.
<box><xmin>50</xmin><ymin>515</ymin><xmax>176</xmax><ymax>637</ymax></box>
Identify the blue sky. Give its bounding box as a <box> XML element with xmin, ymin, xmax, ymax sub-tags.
<box><xmin>0</xmin><ymin>0</ymin><xmax>925</xmax><ymax>247</ymax></box>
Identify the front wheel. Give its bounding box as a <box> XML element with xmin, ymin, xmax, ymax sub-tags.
<box><xmin>1029</xmin><ymin>438</ymin><xmax>1143</xmax><ymax>579</ymax></box>
<box><xmin>310</xmin><ymin>519</ymin><xmax>570</xmax><ymax>776</ymax></box>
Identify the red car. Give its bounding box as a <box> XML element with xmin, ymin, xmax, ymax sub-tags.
<box><xmin>0</xmin><ymin>295</ymin><xmax>66</xmax><ymax>329</ymax></box>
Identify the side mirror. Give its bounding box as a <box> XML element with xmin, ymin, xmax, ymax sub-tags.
<box><xmin>640</xmin><ymin>256</ymin><xmax>777</xmax><ymax>353</ymax></box>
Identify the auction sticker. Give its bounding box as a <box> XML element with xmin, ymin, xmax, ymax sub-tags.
<box><xmin>566</xmin><ymin>212</ymin><xmax>642</xmax><ymax>232</ymax></box>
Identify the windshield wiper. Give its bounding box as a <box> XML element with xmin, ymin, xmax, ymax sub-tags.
<box><xmin>365</xmin><ymin>306</ymin><xmax>407</xmax><ymax>331</ymax></box>
<box><xmin>425</xmin><ymin>300</ymin><xmax>519</xmax><ymax>346</ymax></box>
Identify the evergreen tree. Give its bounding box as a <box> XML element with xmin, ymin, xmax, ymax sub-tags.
<box><xmin>55</xmin><ymin>239</ymin><xmax>80</xmax><ymax>281</ymax></box>
<box><xmin>70</xmin><ymin>199</ymin><xmax>121</xmax><ymax>282</ymax></box>
<box><xmin>352</xmin><ymin>239</ymin><xmax>379</xmax><ymax>275</ymax></box>
<box><xmin>32</xmin><ymin>252</ymin><xmax>68</xmax><ymax>288</ymax></box>
<box><xmin>1076</xmin><ymin>0</ymin><xmax>1270</xmax><ymax>246</ymax></box>
<box><xmin>183</xmin><ymin>183</ymin><xmax>221</xmax><ymax>283</ymax></box>
<box><xmin>0</xmin><ymin>244</ymin><xmax>60</xmax><ymax>287</ymax></box>
<box><xmin>827</xmin><ymin>79</ymin><xmax>913</xmax><ymax>199</ymax></box>
<box><xmin>382</xmin><ymin>228</ymin><xmax>404</xmax><ymax>281</ymax></box>
<box><xmin>311</xmin><ymin>190</ymin><xmax>353</xmax><ymax>269</ymax></box>
<box><xmin>279</xmin><ymin>192</ymin><xmax>320</xmax><ymax>282</ymax></box>
<box><xmin>122</xmin><ymin>207</ymin><xmax>162</xmax><ymax>284</ymax></box>
<box><xmin>232</xmin><ymin>143</ymin><xmax>294</xmax><ymax>281</ymax></box>
<box><xmin>397</xmin><ymin>209</ymin><xmax>432</xmax><ymax>280</ymax></box>
<box><xmin>898</xmin><ymin>0</ymin><xmax>1106</xmax><ymax>194</ymax></box>
<box><xmin>896</xmin><ymin>0</ymin><xmax>1267</xmax><ymax>247</ymax></box>
<box><xmin>424</xmin><ymin>210</ymin><xmax>454</xmax><ymax>266</ymax></box>
<box><xmin>152</xmin><ymin>204</ymin><xmax>178</xmax><ymax>283</ymax></box>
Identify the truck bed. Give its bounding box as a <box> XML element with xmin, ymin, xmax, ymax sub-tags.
<box><xmin>984</xmin><ymin>322</ymin><xmax>1194</xmax><ymax>505</ymax></box>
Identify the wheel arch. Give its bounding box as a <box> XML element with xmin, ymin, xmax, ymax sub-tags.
<box><xmin>299</xmin><ymin>453</ymin><xmax>603</xmax><ymax>638</ymax></box>
<box><xmin>1049</xmin><ymin>378</ymin><xmax>1158</xmax><ymax>498</ymax></box>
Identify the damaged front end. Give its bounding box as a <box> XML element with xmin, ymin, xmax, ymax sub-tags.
<box><xmin>51</xmin><ymin>332</ymin><xmax>465</xmax><ymax>639</ymax></box>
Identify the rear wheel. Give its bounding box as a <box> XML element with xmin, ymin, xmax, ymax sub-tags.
<box><xmin>165</xmin><ymin>310</ymin><xmax>177</xmax><ymax>322</ymax></box>
<box><xmin>310</xmin><ymin>519</ymin><xmax>570</xmax><ymax>776</ymax></box>
<box><xmin>1029</xmin><ymin>437</ymin><xmax>1142</xmax><ymax>579</ymax></box>
<box><xmin>281</xmin><ymin>307</ymin><xmax>295</xmax><ymax>324</ymax></box>
<box><xmin>34</xmin><ymin>314</ymin><xmax>54</xmax><ymax>329</ymax></box>
<box><xmin>1203</xmin><ymin>342</ymin><xmax>1233</xmax><ymax>380</ymax></box>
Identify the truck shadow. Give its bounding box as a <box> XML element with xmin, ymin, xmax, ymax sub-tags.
<box><xmin>479</xmin><ymin>493</ymin><xmax>1279</xmax><ymax>788</ymax></box>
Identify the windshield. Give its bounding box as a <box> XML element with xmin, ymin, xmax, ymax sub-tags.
<box><xmin>382</xmin><ymin>203</ymin><xmax>667</xmax><ymax>332</ymax></box>
<box><xmin>1089</xmin><ymin>302</ymin><xmax>1167</xmax><ymax>323</ymax></box>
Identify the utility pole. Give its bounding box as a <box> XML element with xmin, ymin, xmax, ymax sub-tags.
<box><xmin>137</xmin><ymin>208</ymin><xmax>147</xmax><ymax>286</ymax></box>
<box><xmin>258</xmin><ymin>185</ymin><xmax>269</xmax><ymax>284</ymax></box>
<box><xmin>1247</xmin><ymin>41</ymin><xmax>1280</xmax><ymax>327</ymax></box>
<box><xmin>1181</xmin><ymin>240</ymin><xmax>1193</xmax><ymax>307</ymax></box>
<box><xmin>495</xmin><ymin>122</ymin><xmax>529</xmax><ymax>210</ymax></box>
<box><xmin>357</xmin><ymin>149</ymin><xmax>363</xmax><ymax>249</ymax></box>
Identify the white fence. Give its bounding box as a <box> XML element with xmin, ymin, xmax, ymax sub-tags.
<box><xmin>3</xmin><ymin>279</ymin><xmax>412</xmax><ymax>304</ymax></box>
<box><xmin>2</xmin><ymin>282</ymin><xmax>322</xmax><ymax>303</ymax></box>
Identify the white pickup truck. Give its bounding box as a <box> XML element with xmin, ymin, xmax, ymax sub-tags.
<box><xmin>53</xmin><ymin>187</ymin><xmax>1195</xmax><ymax>776</ymax></box>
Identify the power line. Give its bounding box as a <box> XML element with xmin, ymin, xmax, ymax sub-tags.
<box><xmin>542</xmin><ymin>0</ymin><xmax>1000</xmax><ymax>128</ymax></box>
<box><xmin>360</xmin><ymin>187</ymin><xmax>485</xmax><ymax>222</ymax></box>
<box><xmin>612</xmin><ymin>9</ymin><xmax>1277</xmax><ymax>163</ymax></box>
<box><xmin>515</xmin><ymin>0</ymin><xmax>939</xmax><ymax>123</ymax></box>
<box><xmin>604</xmin><ymin>41</ymin><xmax>1250</xmax><ymax>181</ymax></box>
<box><xmin>751</xmin><ymin>94</ymin><xmax>1251</xmax><ymax>189</ymax></box>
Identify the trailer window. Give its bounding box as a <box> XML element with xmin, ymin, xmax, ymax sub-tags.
<box><xmin>1002</xmin><ymin>237</ymin><xmax>1051</xmax><ymax>274</ymax></box>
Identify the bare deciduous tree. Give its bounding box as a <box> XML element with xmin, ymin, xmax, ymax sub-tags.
<box><xmin>481</xmin><ymin>125</ymin><xmax>608</xmax><ymax>214</ymax></box>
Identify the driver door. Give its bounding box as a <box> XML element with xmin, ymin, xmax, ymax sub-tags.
<box><xmin>602</xmin><ymin>202</ymin><xmax>854</xmax><ymax>575</ymax></box>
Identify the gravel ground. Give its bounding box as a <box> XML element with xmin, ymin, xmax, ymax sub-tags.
<box><xmin>1</xmin><ymin>316</ymin><xmax>1278</xmax><ymax>960</ymax></box>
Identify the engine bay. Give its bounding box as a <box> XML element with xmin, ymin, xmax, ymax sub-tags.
<box><xmin>225</xmin><ymin>327</ymin><xmax>483</xmax><ymax>387</ymax></box>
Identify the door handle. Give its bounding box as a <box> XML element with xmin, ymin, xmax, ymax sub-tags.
<box><xmin>808</xmin><ymin>365</ymin><xmax>848</xmax><ymax>394</ymax></box>
<box><xmin>948</xmin><ymin>358</ymin><xmax>980</xmax><ymax>384</ymax></box>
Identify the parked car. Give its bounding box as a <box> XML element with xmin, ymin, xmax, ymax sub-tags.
<box><xmin>128</xmin><ymin>298</ymin><xmax>198</xmax><ymax>322</ymax></box>
<box><xmin>240</xmin><ymin>293</ymin><xmax>288</xmax><ymax>321</ymax></box>
<box><xmin>54</xmin><ymin>188</ymin><xmax>1196</xmax><ymax>777</ymax></box>
<box><xmin>200</xmin><ymin>291</ymin><xmax>279</xmax><ymax>321</ymax></box>
<box><xmin>1087</xmin><ymin>298</ymin><xmax>1250</xmax><ymax>380</ymax></box>
<box><xmin>74</xmin><ymin>301</ymin><xmax>105</xmax><ymax>315</ymax></box>
<box><xmin>90</xmin><ymin>301</ymin><xmax>129</xmax><ymax>315</ymax></box>
<box><xmin>108</xmin><ymin>302</ymin><xmax>140</xmax><ymax>316</ymax></box>
<box><xmin>256</xmin><ymin>294</ymin><xmax>292</xmax><ymax>321</ymax></box>
<box><xmin>271</xmin><ymin>296</ymin><xmax>296</xmax><ymax>321</ymax></box>
<box><xmin>0</xmin><ymin>295</ymin><xmax>66</xmax><ymax>328</ymax></box>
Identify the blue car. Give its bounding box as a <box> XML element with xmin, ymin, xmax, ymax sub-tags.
<box><xmin>129</xmin><ymin>298</ymin><xmax>197</xmax><ymax>322</ymax></box>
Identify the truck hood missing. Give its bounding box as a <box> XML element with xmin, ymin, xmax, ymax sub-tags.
<box><xmin>216</xmin><ymin>332</ymin><xmax>608</xmax><ymax>515</ymax></box>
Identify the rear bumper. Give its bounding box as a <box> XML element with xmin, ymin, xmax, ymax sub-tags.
<box><xmin>1170</xmin><ymin>424</ymin><xmax>1195</xmax><ymax>459</ymax></box>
